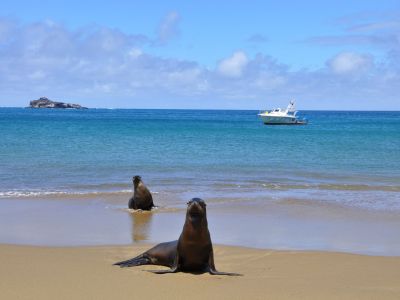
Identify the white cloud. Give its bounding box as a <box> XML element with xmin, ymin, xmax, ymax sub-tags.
<box><xmin>348</xmin><ymin>21</ymin><xmax>400</xmax><ymax>32</ymax></box>
<box><xmin>246</xmin><ymin>34</ymin><xmax>268</xmax><ymax>43</ymax></box>
<box><xmin>0</xmin><ymin>18</ymin><xmax>399</xmax><ymax>109</ymax></box>
<box><xmin>254</xmin><ymin>73</ymin><xmax>286</xmax><ymax>90</ymax></box>
<box><xmin>128</xmin><ymin>48</ymin><xmax>143</xmax><ymax>58</ymax></box>
<box><xmin>0</xmin><ymin>18</ymin><xmax>15</xmax><ymax>43</ymax></box>
<box><xmin>217</xmin><ymin>51</ymin><xmax>249</xmax><ymax>78</ymax></box>
<box><xmin>328</xmin><ymin>52</ymin><xmax>373</xmax><ymax>74</ymax></box>
<box><xmin>28</xmin><ymin>70</ymin><xmax>46</xmax><ymax>80</ymax></box>
<box><xmin>157</xmin><ymin>11</ymin><xmax>180</xmax><ymax>45</ymax></box>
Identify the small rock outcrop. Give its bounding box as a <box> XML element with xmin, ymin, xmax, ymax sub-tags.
<box><xmin>29</xmin><ymin>97</ymin><xmax>87</xmax><ymax>109</ymax></box>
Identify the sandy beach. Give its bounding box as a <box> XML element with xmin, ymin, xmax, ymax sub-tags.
<box><xmin>1</xmin><ymin>244</ymin><xmax>399</xmax><ymax>300</ymax></box>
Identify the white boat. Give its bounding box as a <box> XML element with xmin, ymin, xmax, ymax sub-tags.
<box><xmin>258</xmin><ymin>100</ymin><xmax>307</xmax><ymax>125</ymax></box>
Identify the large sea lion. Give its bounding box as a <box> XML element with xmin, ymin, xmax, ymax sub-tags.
<box><xmin>128</xmin><ymin>176</ymin><xmax>154</xmax><ymax>210</ymax></box>
<box><xmin>115</xmin><ymin>198</ymin><xmax>241</xmax><ymax>276</ymax></box>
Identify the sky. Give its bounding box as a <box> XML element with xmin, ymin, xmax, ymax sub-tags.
<box><xmin>0</xmin><ymin>0</ymin><xmax>399</xmax><ymax>109</ymax></box>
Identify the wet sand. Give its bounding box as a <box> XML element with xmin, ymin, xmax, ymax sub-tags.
<box><xmin>1</xmin><ymin>196</ymin><xmax>400</xmax><ymax>255</ymax></box>
<box><xmin>1</xmin><ymin>244</ymin><xmax>399</xmax><ymax>300</ymax></box>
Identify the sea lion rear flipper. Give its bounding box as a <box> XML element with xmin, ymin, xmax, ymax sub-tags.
<box><xmin>114</xmin><ymin>254</ymin><xmax>150</xmax><ymax>268</ymax></box>
<box><xmin>208</xmin><ymin>249</ymin><xmax>242</xmax><ymax>276</ymax></box>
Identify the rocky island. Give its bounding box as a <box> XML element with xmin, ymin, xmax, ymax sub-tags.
<box><xmin>29</xmin><ymin>97</ymin><xmax>87</xmax><ymax>109</ymax></box>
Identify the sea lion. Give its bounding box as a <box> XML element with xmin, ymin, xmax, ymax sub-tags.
<box><xmin>128</xmin><ymin>176</ymin><xmax>154</xmax><ymax>210</ymax></box>
<box><xmin>115</xmin><ymin>198</ymin><xmax>241</xmax><ymax>276</ymax></box>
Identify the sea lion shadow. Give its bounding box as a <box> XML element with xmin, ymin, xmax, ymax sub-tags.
<box><xmin>143</xmin><ymin>269</ymin><xmax>210</xmax><ymax>276</ymax></box>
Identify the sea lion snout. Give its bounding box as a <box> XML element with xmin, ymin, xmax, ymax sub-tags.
<box><xmin>132</xmin><ymin>176</ymin><xmax>142</xmax><ymax>186</ymax></box>
<box><xmin>187</xmin><ymin>198</ymin><xmax>206</xmax><ymax>217</ymax></box>
<box><xmin>187</xmin><ymin>197</ymin><xmax>206</xmax><ymax>206</ymax></box>
<box><xmin>133</xmin><ymin>175</ymin><xmax>142</xmax><ymax>182</ymax></box>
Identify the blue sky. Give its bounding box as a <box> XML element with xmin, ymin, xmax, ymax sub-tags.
<box><xmin>1</xmin><ymin>0</ymin><xmax>399</xmax><ymax>109</ymax></box>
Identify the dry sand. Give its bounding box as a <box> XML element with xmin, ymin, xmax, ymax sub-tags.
<box><xmin>1</xmin><ymin>244</ymin><xmax>399</xmax><ymax>300</ymax></box>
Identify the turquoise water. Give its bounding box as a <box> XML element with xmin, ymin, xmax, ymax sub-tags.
<box><xmin>1</xmin><ymin>108</ymin><xmax>399</xmax><ymax>210</ymax></box>
<box><xmin>1</xmin><ymin>108</ymin><xmax>400</xmax><ymax>254</ymax></box>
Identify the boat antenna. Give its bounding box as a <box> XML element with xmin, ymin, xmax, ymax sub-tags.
<box><xmin>287</xmin><ymin>100</ymin><xmax>296</xmax><ymax>112</ymax></box>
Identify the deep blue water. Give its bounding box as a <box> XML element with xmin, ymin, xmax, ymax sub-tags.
<box><xmin>1</xmin><ymin>108</ymin><xmax>399</xmax><ymax>211</ymax></box>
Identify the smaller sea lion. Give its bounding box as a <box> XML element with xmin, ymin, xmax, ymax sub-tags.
<box><xmin>115</xmin><ymin>198</ymin><xmax>241</xmax><ymax>276</ymax></box>
<box><xmin>128</xmin><ymin>176</ymin><xmax>154</xmax><ymax>210</ymax></box>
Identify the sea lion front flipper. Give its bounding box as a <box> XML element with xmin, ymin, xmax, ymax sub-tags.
<box><xmin>148</xmin><ymin>252</ymin><xmax>179</xmax><ymax>274</ymax></box>
<box><xmin>207</xmin><ymin>249</ymin><xmax>242</xmax><ymax>276</ymax></box>
<box><xmin>208</xmin><ymin>269</ymin><xmax>242</xmax><ymax>276</ymax></box>
<box><xmin>148</xmin><ymin>267</ymin><xmax>178</xmax><ymax>274</ymax></box>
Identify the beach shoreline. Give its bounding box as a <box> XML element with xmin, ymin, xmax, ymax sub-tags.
<box><xmin>2</xmin><ymin>195</ymin><xmax>400</xmax><ymax>256</ymax></box>
<box><xmin>1</xmin><ymin>243</ymin><xmax>399</xmax><ymax>299</ymax></box>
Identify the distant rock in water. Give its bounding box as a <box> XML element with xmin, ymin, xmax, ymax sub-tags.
<box><xmin>29</xmin><ymin>97</ymin><xmax>87</xmax><ymax>109</ymax></box>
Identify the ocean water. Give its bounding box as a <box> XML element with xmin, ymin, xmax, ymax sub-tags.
<box><xmin>1</xmin><ymin>108</ymin><xmax>399</xmax><ymax>209</ymax></box>
<box><xmin>1</xmin><ymin>108</ymin><xmax>400</xmax><ymax>253</ymax></box>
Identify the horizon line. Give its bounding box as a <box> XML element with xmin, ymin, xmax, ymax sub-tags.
<box><xmin>1</xmin><ymin>106</ymin><xmax>400</xmax><ymax>112</ymax></box>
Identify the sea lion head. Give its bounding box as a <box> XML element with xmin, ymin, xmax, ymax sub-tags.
<box><xmin>133</xmin><ymin>175</ymin><xmax>142</xmax><ymax>187</ymax></box>
<box><xmin>186</xmin><ymin>198</ymin><xmax>207</xmax><ymax>224</ymax></box>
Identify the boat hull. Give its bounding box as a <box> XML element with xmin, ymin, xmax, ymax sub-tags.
<box><xmin>258</xmin><ymin>115</ymin><xmax>307</xmax><ymax>125</ymax></box>
<box><xmin>262</xmin><ymin>121</ymin><xmax>307</xmax><ymax>125</ymax></box>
